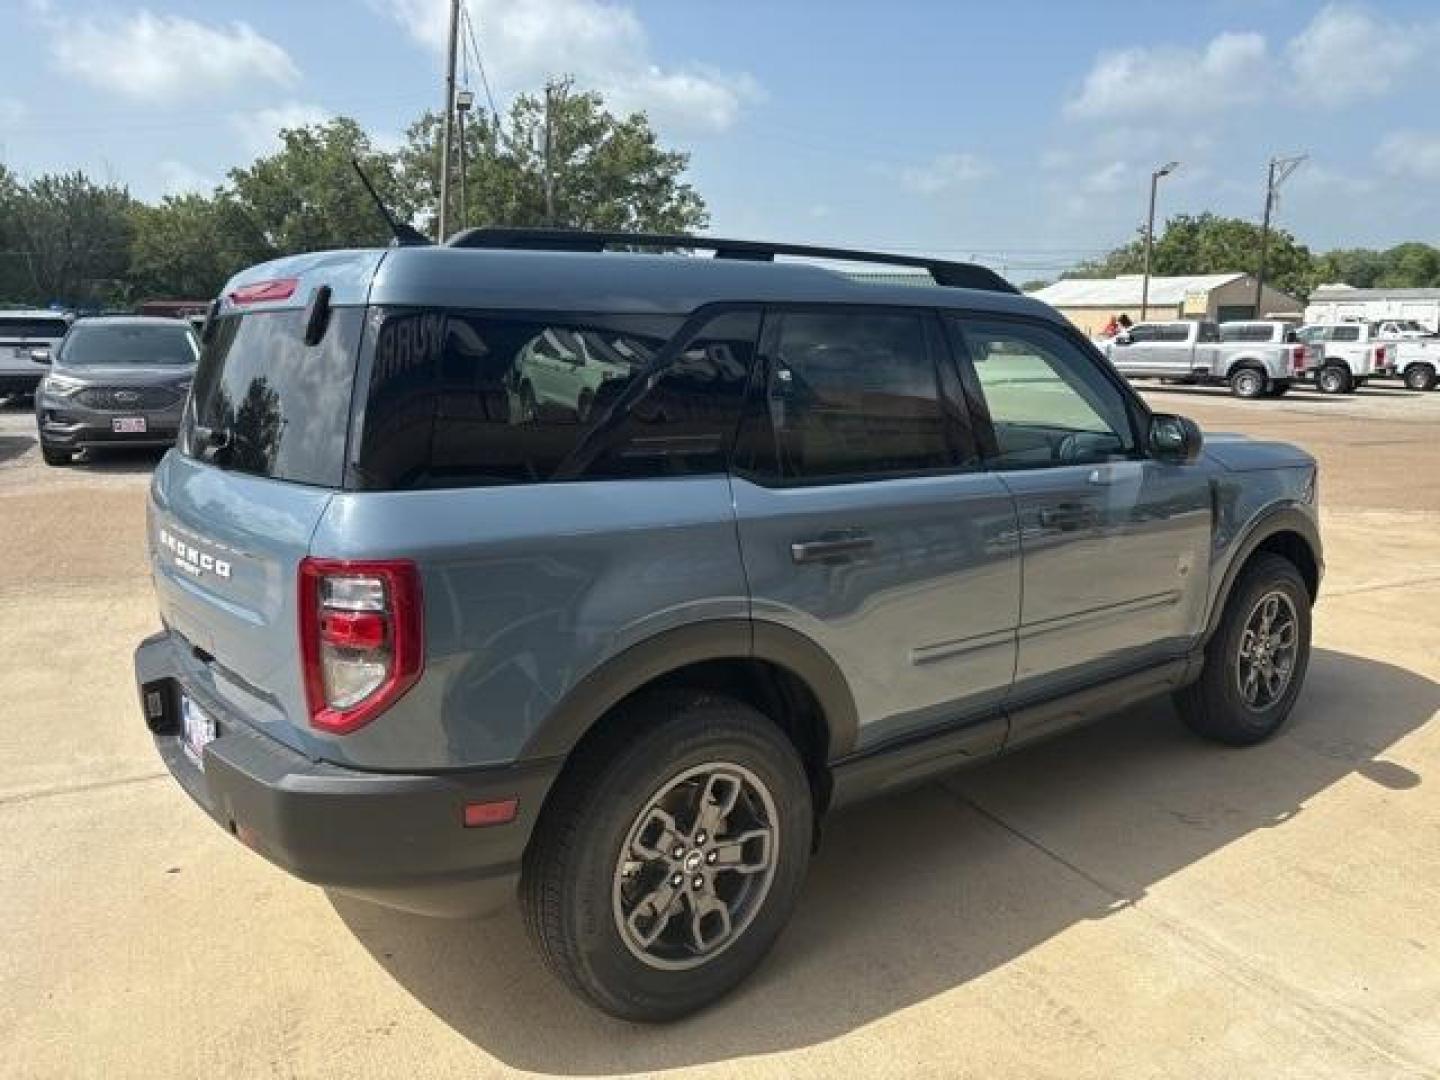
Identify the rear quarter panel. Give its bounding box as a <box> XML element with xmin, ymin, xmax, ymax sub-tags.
<box><xmin>306</xmin><ymin>478</ymin><xmax>749</xmax><ymax>770</ymax></box>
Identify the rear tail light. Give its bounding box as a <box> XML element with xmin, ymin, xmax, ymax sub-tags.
<box><xmin>1376</xmin><ymin>346</ymin><xmax>1387</xmax><ymax>366</ymax></box>
<box><xmin>299</xmin><ymin>558</ymin><xmax>423</xmax><ymax>734</ymax></box>
<box><xmin>1292</xmin><ymin>345</ymin><xmax>1305</xmax><ymax>372</ymax></box>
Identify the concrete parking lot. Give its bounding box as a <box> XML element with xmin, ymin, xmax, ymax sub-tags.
<box><xmin>2</xmin><ymin>384</ymin><xmax>1439</xmax><ymax>1079</ymax></box>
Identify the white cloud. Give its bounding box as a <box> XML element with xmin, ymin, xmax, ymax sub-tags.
<box><xmin>1066</xmin><ymin>31</ymin><xmax>1267</xmax><ymax>119</ymax></box>
<box><xmin>899</xmin><ymin>152</ymin><xmax>989</xmax><ymax>195</ymax></box>
<box><xmin>375</xmin><ymin>0</ymin><xmax>760</xmax><ymax>133</ymax></box>
<box><xmin>232</xmin><ymin>102</ymin><xmax>333</xmax><ymax>156</ymax></box>
<box><xmin>1081</xmin><ymin>160</ymin><xmax>1132</xmax><ymax>195</ymax></box>
<box><xmin>52</xmin><ymin>11</ymin><xmax>299</xmax><ymax>103</ymax></box>
<box><xmin>1288</xmin><ymin>5</ymin><xmax>1427</xmax><ymax>107</ymax></box>
<box><xmin>1377</xmin><ymin>131</ymin><xmax>1440</xmax><ymax>182</ymax></box>
<box><xmin>157</xmin><ymin>160</ymin><xmax>217</xmax><ymax>197</ymax></box>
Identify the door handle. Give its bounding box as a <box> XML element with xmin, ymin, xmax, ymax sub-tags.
<box><xmin>790</xmin><ymin>533</ymin><xmax>874</xmax><ymax>564</ymax></box>
<box><xmin>1037</xmin><ymin>503</ymin><xmax>1092</xmax><ymax>531</ymax></box>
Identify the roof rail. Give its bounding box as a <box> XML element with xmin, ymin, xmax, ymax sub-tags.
<box><xmin>444</xmin><ymin>227</ymin><xmax>1018</xmax><ymax>294</ymax></box>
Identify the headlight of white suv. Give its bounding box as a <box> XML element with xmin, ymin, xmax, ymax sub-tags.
<box><xmin>41</xmin><ymin>373</ymin><xmax>86</xmax><ymax>396</ymax></box>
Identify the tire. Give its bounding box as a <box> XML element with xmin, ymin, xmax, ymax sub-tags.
<box><xmin>1316</xmin><ymin>364</ymin><xmax>1352</xmax><ymax>395</ymax></box>
<box><xmin>1175</xmin><ymin>552</ymin><xmax>1311</xmax><ymax>746</ymax></box>
<box><xmin>1229</xmin><ymin>367</ymin><xmax>1267</xmax><ymax>399</ymax></box>
<box><xmin>1405</xmin><ymin>364</ymin><xmax>1437</xmax><ymax>392</ymax></box>
<box><xmin>41</xmin><ymin>443</ymin><xmax>72</xmax><ymax>466</ymax></box>
<box><xmin>521</xmin><ymin>692</ymin><xmax>813</xmax><ymax>1021</ymax></box>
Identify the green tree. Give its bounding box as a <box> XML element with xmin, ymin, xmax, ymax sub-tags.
<box><xmin>6</xmin><ymin>171</ymin><xmax>136</xmax><ymax>307</ymax></box>
<box><xmin>225</xmin><ymin>117</ymin><xmax>415</xmax><ymax>255</ymax></box>
<box><xmin>128</xmin><ymin>193</ymin><xmax>268</xmax><ymax>300</ymax></box>
<box><xmin>0</xmin><ymin>164</ymin><xmax>28</xmax><ymax>302</ymax></box>
<box><xmin>398</xmin><ymin>81</ymin><xmax>708</xmax><ymax>238</ymax></box>
<box><xmin>1073</xmin><ymin>212</ymin><xmax>1314</xmax><ymax>299</ymax></box>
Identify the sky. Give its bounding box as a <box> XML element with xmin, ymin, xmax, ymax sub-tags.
<box><xmin>2</xmin><ymin>0</ymin><xmax>1439</xmax><ymax>281</ymax></box>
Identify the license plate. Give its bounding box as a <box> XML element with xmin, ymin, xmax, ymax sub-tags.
<box><xmin>113</xmin><ymin>417</ymin><xmax>147</xmax><ymax>433</ymax></box>
<box><xmin>181</xmin><ymin>697</ymin><xmax>217</xmax><ymax>766</ymax></box>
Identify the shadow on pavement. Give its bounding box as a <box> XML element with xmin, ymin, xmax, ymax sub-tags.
<box><xmin>333</xmin><ymin>648</ymin><xmax>1434</xmax><ymax>1072</ymax></box>
<box><xmin>0</xmin><ymin>433</ymin><xmax>34</xmax><ymax>464</ymax></box>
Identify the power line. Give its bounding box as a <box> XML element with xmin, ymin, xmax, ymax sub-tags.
<box><xmin>460</xmin><ymin>2</ymin><xmax>500</xmax><ymax>123</ymax></box>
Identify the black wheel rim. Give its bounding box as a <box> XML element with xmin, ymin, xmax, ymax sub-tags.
<box><xmin>612</xmin><ymin>762</ymin><xmax>779</xmax><ymax>971</ymax></box>
<box><xmin>1235</xmin><ymin>590</ymin><xmax>1299</xmax><ymax>711</ymax></box>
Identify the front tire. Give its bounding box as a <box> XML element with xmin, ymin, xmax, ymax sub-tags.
<box><xmin>1176</xmin><ymin>552</ymin><xmax>1311</xmax><ymax>746</ymax></box>
<box><xmin>1405</xmin><ymin>364</ymin><xmax>1437</xmax><ymax>392</ymax></box>
<box><xmin>522</xmin><ymin>693</ymin><xmax>813</xmax><ymax>1021</ymax></box>
<box><xmin>1316</xmin><ymin>364</ymin><xmax>1352</xmax><ymax>395</ymax></box>
<box><xmin>1229</xmin><ymin>367</ymin><xmax>1267</xmax><ymax>399</ymax></box>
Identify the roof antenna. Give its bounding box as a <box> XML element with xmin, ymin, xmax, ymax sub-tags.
<box><xmin>351</xmin><ymin>158</ymin><xmax>432</xmax><ymax>247</ymax></box>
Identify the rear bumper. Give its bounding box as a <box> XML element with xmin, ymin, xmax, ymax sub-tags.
<box><xmin>134</xmin><ymin>632</ymin><xmax>559</xmax><ymax>917</ymax></box>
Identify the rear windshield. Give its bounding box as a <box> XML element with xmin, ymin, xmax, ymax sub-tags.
<box><xmin>0</xmin><ymin>318</ymin><xmax>68</xmax><ymax>340</ymax></box>
<box><xmin>179</xmin><ymin>307</ymin><xmax>363</xmax><ymax>487</ymax></box>
<box><xmin>60</xmin><ymin>323</ymin><xmax>196</xmax><ymax>366</ymax></box>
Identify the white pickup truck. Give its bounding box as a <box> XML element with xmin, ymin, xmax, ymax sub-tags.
<box><xmin>1295</xmin><ymin>323</ymin><xmax>1398</xmax><ymax>394</ymax></box>
<box><xmin>1104</xmin><ymin>319</ymin><xmax>1315</xmax><ymax>399</ymax></box>
<box><xmin>1371</xmin><ymin>321</ymin><xmax>1440</xmax><ymax>391</ymax></box>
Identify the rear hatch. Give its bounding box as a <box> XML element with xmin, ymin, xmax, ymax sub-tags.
<box><xmin>148</xmin><ymin>250</ymin><xmax>383</xmax><ymax>756</ymax></box>
<box><xmin>0</xmin><ymin>314</ymin><xmax>69</xmax><ymax>374</ymax></box>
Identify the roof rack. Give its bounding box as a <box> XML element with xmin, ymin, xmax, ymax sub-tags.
<box><xmin>444</xmin><ymin>227</ymin><xmax>1017</xmax><ymax>294</ymax></box>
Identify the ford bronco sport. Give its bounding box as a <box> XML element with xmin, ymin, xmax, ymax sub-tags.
<box><xmin>135</xmin><ymin>230</ymin><xmax>1321</xmax><ymax>1021</ymax></box>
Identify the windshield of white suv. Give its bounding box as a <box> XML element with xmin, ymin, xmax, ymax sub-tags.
<box><xmin>60</xmin><ymin>323</ymin><xmax>197</xmax><ymax>366</ymax></box>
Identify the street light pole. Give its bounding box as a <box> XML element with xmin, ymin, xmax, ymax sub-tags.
<box><xmin>1141</xmin><ymin>161</ymin><xmax>1178</xmax><ymax>322</ymax></box>
<box><xmin>436</xmin><ymin>0</ymin><xmax>461</xmax><ymax>242</ymax></box>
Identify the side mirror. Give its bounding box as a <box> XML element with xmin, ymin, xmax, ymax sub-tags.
<box><xmin>30</xmin><ymin>348</ymin><xmax>51</xmax><ymax>365</ymax></box>
<box><xmin>1148</xmin><ymin>413</ymin><xmax>1203</xmax><ymax>464</ymax></box>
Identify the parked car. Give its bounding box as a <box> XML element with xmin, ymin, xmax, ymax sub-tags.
<box><xmin>1370</xmin><ymin>321</ymin><xmax>1440</xmax><ymax>391</ymax></box>
<box><xmin>511</xmin><ymin>325</ymin><xmax>641</xmax><ymax>421</ymax></box>
<box><xmin>34</xmin><ymin>316</ymin><xmax>197</xmax><ymax>465</ymax></box>
<box><xmin>0</xmin><ymin>309</ymin><xmax>71</xmax><ymax>398</ymax></box>
<box><xmin>1294</xmin><ymin>323</ymin><xmax>1397</xmax><ymax>394</ymax></box>
<box><xmin>134</xmin><ymin>232</ymin><xmax>1321</xmax><ymax>1021</ymax></box>
<box><xmin>1104</xmin><ymin>319</ymin><xmax>1312</xmax><ymax>398</ymax></box>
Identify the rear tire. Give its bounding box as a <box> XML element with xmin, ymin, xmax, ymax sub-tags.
<box><xmin>1316</xmin><ymin>364</ymin><xmax>1352</xmax><ymax>395</ymax></box>
<box><xmin>1176</xmin><ymin>553</ymin><xmax>1311</xmax><ymax>746</ymax></box>
<box><xmin>522</xmin><ymin>692</ymin><xmax>812</xmax><ymax>1021</ymax></box>
<box><xmin>1405</xmin><ymin>364</ymin><xmax>1437</xmax><ymax>392</ymax></box>
<box><xmin>41</xmin><ymin>443</ymin><xmax>72</xmax><ymax>466</ymax></box>
<box><xmin>1229</xmin><ymin>367</ymin><xmax>1267</xmax><ymax>399</ymax></box>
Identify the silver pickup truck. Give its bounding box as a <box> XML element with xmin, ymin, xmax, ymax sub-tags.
<box><xmin>1372</xmin><ymin>322</ymin><xmax>1440</xmax><ymax>391</ymax></box>
<box><xmin>1295</xmin><ymin>323</ymin><xmax>1397</xmax><ymax>394</ymax></box>
<box><xmin>1105</xmin><ymin>319</ymin><xmax>1316</xmax><ymax>399</ymax></box>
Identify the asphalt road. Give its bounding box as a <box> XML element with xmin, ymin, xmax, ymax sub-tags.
<box><xmin>2</xmin><ymin>384</ymin><xmax>1439</xmax><ymax>1078</ymax></box>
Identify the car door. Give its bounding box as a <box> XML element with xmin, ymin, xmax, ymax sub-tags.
<box><xmin>947</xmin><ymin>314</ymin><xmax>1213</xmax><ymax>735</ymax></box>
<box><xmin>1107</xmin><ymin>323</ymin><xmax>1158</xmax><ymax>375</ymax></box>
<box><xmin>731</xmin><ymin>306</ymin><xmax>1021</xmax><ymax>754</ymax></box>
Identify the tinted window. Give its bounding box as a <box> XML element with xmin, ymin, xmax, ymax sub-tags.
<box><xmin>956</xmin><ymin>317</ymin><xmax>1134</xmax><ymax>468</ymax></box>
<box><xmin>180</xmin><ymin>308</ymin><xmax>362</xmax><ymax>487</ymax></box>
<box><xmin>353</xmin><ymin>309</ymin><xmax>755</xmax><ymax>489</ymax></box>
<box><xmin>1220</xmin><ymin>324</ymin><xmax>1274</xmax><ymax>342</ymax></box>
<box><xmin>1330</xmin><ymin>325</ymin><xmax>1360</xmax><ymax>342</ymax></box>
<box><xmin>60</xmin><ymin>323</ymin><xmax>196</xmax><ymax>366</ymax></box>
<box><xmin>1123</xmin><ymin>325</ymin><xmax>1158</xmax><ymax>343</ymax></box>
<box><xmin>1197</xmin><ymin>322</ymin><xmax>1220</xmax><ymax>343</ymax></box>
<box><xmin>745</xmin><ymin>309</ymin><xmax>959</xmax><ymax>483</ymax></box>
<box><xmin>1157</xmin><ymin>324</ymin><xmax>1192</xmax><ymax>343</ymax></box>
<box><xmin>0</xmin><ymin>318</ymin><xmax>68</xmax><ymax>340</ymax></box>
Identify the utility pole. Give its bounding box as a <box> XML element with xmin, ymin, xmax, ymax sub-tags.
<box><xmin>1253</xmin><ymin>153</ymin><xmax>1307</xmax><ymax>316</ymax></box>
<box><xmin>436</xmin><ymin>0</ymin><xmax>461</xmax><ymax>242</ymax></box>
<box><xmin>1141</xmin><ymin>161</ymin><xmax>1179</xmax><ymax>322</ymax></box>
<box><xmin>542</xmin><ymin>79</ymin><xmax>568</xmax><ymax>226</ymax></box>
<box><xmin>456</xmin><ymin>89</ymin><xmax>474</xmax><ymax>232</ymax></box>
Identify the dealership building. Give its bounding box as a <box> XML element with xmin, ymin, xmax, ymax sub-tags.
<box><xmin>1028</xmin><ymin>273</ymin><xmax>1302</xmax><ymax>335</ymax></box>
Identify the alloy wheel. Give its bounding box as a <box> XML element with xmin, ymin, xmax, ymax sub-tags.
<box><xmin>612</xmin><ymin>761</ymin><xmax>779</xmax><ymax>971</ymax></box>
<box><xmin>1235</xmin><ymin>590</ymin><xmax>1299</xmax><ymax>711</ymax></box>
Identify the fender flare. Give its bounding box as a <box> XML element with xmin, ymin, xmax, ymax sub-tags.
<box><xmin>1203</xmin><ymin>505</ymin><xmax>1322</xmax><ymax>642</ymax></box>
<box><xmin>520</xmin><ymin>619</ymin><xmax>860</xmax><ymax>762</ymax></box>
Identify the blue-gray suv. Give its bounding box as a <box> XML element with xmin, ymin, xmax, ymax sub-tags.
<box><xmin>135</xmin><ymin>231</ymin><xmax>1321</xmax><ymax>1020</ymax></box>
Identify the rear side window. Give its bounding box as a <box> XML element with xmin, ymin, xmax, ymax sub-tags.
<box><xmin>740</xmin><ymin>308</ymin><xmax>962</xmax><ymax>484</ymax></box>
<box><xmin>1156</xmin><ymin>324</ymin><xmax>1191</xmax><ymax>343</ymax></box>
<box><xmin>0</xmin><ymin>318</ymin><xmax>68</xmax><ymax>340</ymax></box>
<box><xmin>1220</xmin><ymin>324</ymin><xmax>1274</xmax><ymax>343</ymax></box>
<box><xmin>180</xmin><ymin>308</ymin><xmax>363</xmax><ymax>487</ymax></box>
<box><xmin>352</xmin><ymin>309</ymin><xmax>756</xmax><ymax>489</ymax></box>
<box><xmin>1330</xmin><ymin>325</ymin><xmax>1360</xmax><ymax>342</ymax></box>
